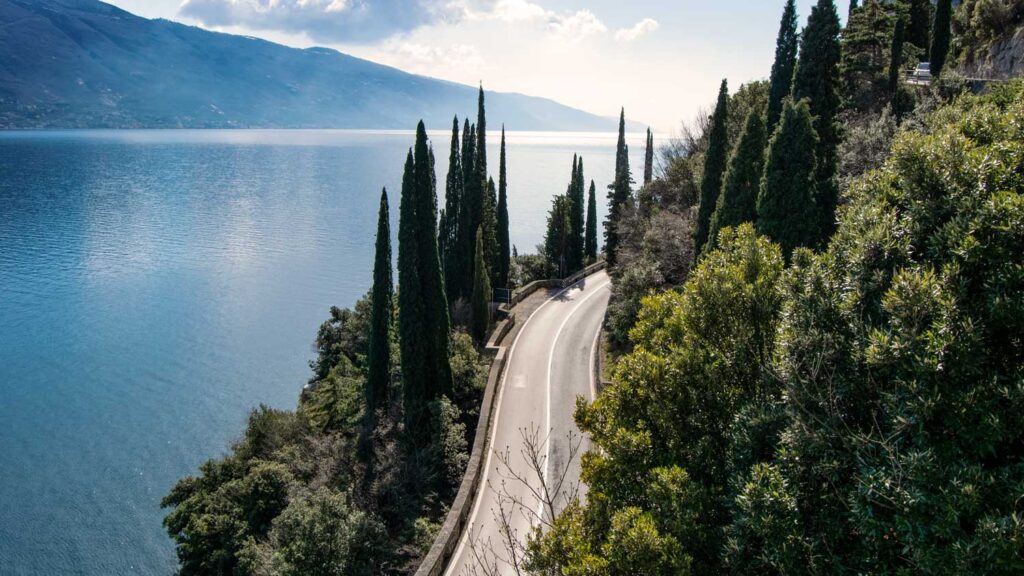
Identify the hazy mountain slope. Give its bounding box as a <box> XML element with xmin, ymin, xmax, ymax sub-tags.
<box><xmin>0</xmin><ymin>0</ymin><xmax>625</xmax><ymax>130</ymax></box>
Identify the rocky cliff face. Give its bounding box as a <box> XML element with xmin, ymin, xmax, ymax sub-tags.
<box><xmin>959</xmin><ymin>26</ymin><xmax>1024</xmax><ymax>78</ymax></box>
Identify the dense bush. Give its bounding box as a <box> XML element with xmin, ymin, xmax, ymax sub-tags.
<box><xmin>163</xmin><ymin>294</ymin><xmax>489</xmax><ymax>575</ymax></box>
<box><xmin>533</xmin><ymin>81</ymin><xmax>1024</xmax><ymax>576</ymax></box>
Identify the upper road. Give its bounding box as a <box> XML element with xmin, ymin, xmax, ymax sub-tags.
<box><xmin>445</xmin><ymin>270</ymin><xmax>612</xmax><ymax>576</ymax></box>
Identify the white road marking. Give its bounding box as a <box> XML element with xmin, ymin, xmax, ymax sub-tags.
<box><xmin>443</xmin><ymin>273</ymin><xmax>608</xmax><ymax>576</ymax></box>
<box><xmin>537</xmin><ymin>280</ymin><xmax>611</xmax><ymax>525</ymax></box>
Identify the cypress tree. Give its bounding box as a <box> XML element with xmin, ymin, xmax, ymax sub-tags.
<box><xmin>757</xmin><ymin>100</ymin><xmax>819</xmax><ymax>259</ymax></box>
<box><xmin>604</xmin><ymin>108</ymin><xmax>632</xmax><ymax>268</ymax></box>
<box><xmin>476</xmin><ymin>86</ymin><xmax>487</xmax><ymax>182</ymax></box>
<box><xmin>457</xmin><ymin>123</ymin><xmax>481</xmax><ymax>303</ymax></box>
<box><xmin>367</xmin><ymin>188</ymin><xmax>393</xmax><ymax>417</ymax></box>
<box><xmin>695</xmin><ymin>79</ymin><xmax>730</xmax><ymax>255</ymax></box>
<box><xmin>585</xmin><ymin>180</ymin><xmax>598</xmax><ymax>262</ymax></box>
<box><xmin>496</xmin><ymin>127</ymin><xmax>511</xmax><ymax>289</ymax></box>
<box><xmin>398</xmin><ymin>150</ymin><xmax>426</xmax><ymax>430</ymax></box>
<box><xmin>889</xmin><ymin>15</ymin><xmax>906</xmax><ymax>99</ymax></box>
<box><xmin>793</xmin><ymin>0</ymin><xmax>842</xmax><ymax>245</ymax></box>
<box><xmin>482</xmin><ymin>177</ymin><xmax>499</xmax><ymax>288</ymax></box>
<box><xmin>707</xmin><ymin>107</ymin><xmax>767</xmax><ymax>252</ymax></box>
<box><xmin>545</xmin><ymin>195</ymin><xmax>571</xmax><ymax>278</ymax></box>
<box><xmin>930</xmin><ymin>0</ymin><xmax>951</xmax><ymax>77</ymax></box>
<box><xmin>470</xmin><ymin>226</ymin><xmax>491</xmax><ymax>346</ymax></box>
<box><xmin>849</xmin><ymin>0</ymin><xmax>858</xmax><ymax>20</ymax></box>
<box><xmin>441</xmin><ymin>117</ymin><xmax>463</xmax><ymax>301</ymax></box>
<box><xmin>643</xmin><ymin>128</ymin><xmax>654</xmax><ymax>186</ymax></box>
<box><xmin>399</xmin><ymin>123</ymin><xmax>452</xmax><ymax>434</ymax></box>
<box><xmin>906</xmin><ymin>0</ymin><xmax>931</xmax><ymax>52</ymax></box>
<box><xmin>767</xmin><ymin>0</ymin><xmax>800</xmax><ymax>134</ymax></box>
<box><xmin>567</xmin><ymin>155</ymin><xmax>586</xmax><ymax>272</ymax></box>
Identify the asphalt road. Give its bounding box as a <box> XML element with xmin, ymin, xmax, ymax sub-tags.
<box><xmin>445</xmin><ymin>270</ymin><xmax>612</xmax><ymax>576</ymax></box>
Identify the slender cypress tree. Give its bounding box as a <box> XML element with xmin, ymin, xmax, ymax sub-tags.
<box><xmin>906</xmin><ymin>0</ymin><xmax>931</xmax><ymax>52</ymax></box>
<box><xmin>793</xmin><ymin>0</ymin><xmax>842</xmax><ymax>245</ymax></box>
<box><xmin>930</xmin><ymin>0</ymin><xmax>951</xmax><ymax>77</ymax></box>
<box><xmin>567</xmin><ymin>155</ymin><xmax>586</xmax><ymax>272</ymax></box>
<box><xmin>441</xmin><ymin>117</ymin><xmax>463</xmax><ymax>301</ymax></box>
<box><xmin>849</xmin><ymin>0</ymin><xmax>858</xmax><ymax>20</ymax></box>
<box><xmin>496</xmin><ymin>127</ymin><xmax>511</xmax><ymax>289</ymax></box>
<box><xmin>695</xmin><ymin>79</ymin><xmax>730</xmax><ymax>255</ymax></box>
<box><xmin>482</xmin><ymin>177</ymin><xmax>499</xmax><ymax>287</ymax></box>
<box><xmin>767</xmin><ymin>0</ymin><xmax>800</xmax><ymax>134</ymax></box>
<box><xmin>470</xmin><ymin>226</ymin><xmax>491</xmax><ymax>345</ymax></box>
<box><xmin>399</xmin><ymin>123</ymin><xmax>452</xmax><ymax>434</ymax></box>
<box><xmin>889</xmin><ymin>15</ymin><xmax>906</xmax><ymax>99</ymax></box>
<box><xmin>398</xmin><ymin>151</ymin><xmax>426</xmax><ymax>430</ymax></box>
<box><xmin>585</xmin><ymin>180</ymin><xmax>598</xmax><ymax>262</ymax></box>
<box><xmin>476</xmin><ymin>86</ymin><xmax>487</xmax><ymax>182</ymax></box>
<box><xmin>456</xmin><ymin>123</ymin><xmax>481</xmax><ymax>302</ymax></box>
<box><xmin>545</xmin><ymin>194</ymin><xmax>571</xmax><ymax>278</ymax></box>
<box><xmin>643</xmin><ymin>128</ymin><xmax>654</xmax><ymax>186</ymax></box>
<box><xmin>757</xmin><ymin>100</ymin><xmax>819</xmax><ymax>259</ymax></box>
<box><xmin>604</xmin><ymin>109</ymin><xmax>632</xmax><ymax>268</ymax></box>
<box><xmin>367</xmin><ymin>188</ymin><xmax>393</xmax><ymax>416</ymax></box>
<box><xmin>707</xmin><ymin>107</ymin><xmax>767</xmax><ymax>252</ymax></box>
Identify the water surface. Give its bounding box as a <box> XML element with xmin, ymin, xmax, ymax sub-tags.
<box><xmin>0</xmin><ymin>129</ymin><xmax>647</xmax><ymax>575</ymax></box>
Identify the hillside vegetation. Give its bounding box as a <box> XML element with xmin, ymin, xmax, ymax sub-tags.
<box><xmin>529</xmin><ymin>76</ymin><xmax>1024</xmax><ymax>576</ymax></box>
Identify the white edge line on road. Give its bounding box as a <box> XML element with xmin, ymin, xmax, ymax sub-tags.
<box><xmin>444</xmin><ymin>272</ymin><xmax>609</xmax><ymax>576</ymax></box>
<box><xmin>538</xmin><ymin>280</ymin><xmax>611</xmax><ymax>525</ymax></box>
<box><xmin>589</xmin><ymin>324</ymin><xmax>601</xmax><ymax>402</ymax></box>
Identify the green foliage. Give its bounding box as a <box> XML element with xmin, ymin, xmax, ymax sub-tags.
<box><xmin>241</xmin><ymin>488</ymin><xmax>386</xmax><ymax>576</ymax></box>
<box><xmin>953</xmin><ymin>0</ymin><xmax>1024</xmax><ymax>68</ymax></box>
<box><xmin>429</xmin><ymin>396</ymin><xmax>468</xmax><ymax>497</ymax></box>
<box><xmin>535</xmin><ymin>225</ymin><xmax>784</xmax><ymax>574</ymax></box>
<box><xmin>842</xmin><ymin>0</ymin><xmax>899</xmax><ymax>113</ymax></box>
<box><xmin>604</xmin><ymin>109</ymin><xmax>633</xmax><ymax>268</ymax></box>
<box><xmin>367</xmin><ymin>188</ymin><xmax>393</xmax><ymax>417</ymax></box>
<box><xmin>888</xmin><ymin>15</ymin><xmax>906</xmax><ymax>98</ymax></box>
<box><xmin>398</xmin><ymin>122</ymin><xmax>453</xmax><ymax>434</ymax></box>
<box><xmin>566</xmin><ymin>155</ymin><xmax>587</xmax><ymax>273</ymax></box>
<box><xmin>162</xmin><ymin>408</ymin><xmax>308</xmax><ymax>576</ymax></box>
<box><xmin>767</xmin><ymin>0</ymin><xmax>799</xmax><ymax>133</ymax></box>
<box><xmin>793</xmin><ymin>0</ymin><xmax>843</xmax><ymax>243</ymax></box>
<box><xmin>757</xmin><ymin>99</ymin><xmax>820</xmax><ymax>258</ymax></box>
<box><xmin>643</xmin><ymin>128</ymin><xmax>654</xmax><ymax>186</ymax></box>
<box><xmin>511</xmin><ymin>252</ymin><xmax>551</xmax><ymax>289</ymax></box>
<box><xmin>544</xmin><ymin>194</ymin><xmax>571</xmax><ymax>278</ymax></box>
<box><xmin>309</xmin><ymin>300</ymin><xmax>371</xmax><ymax>383</ymax></box>
<box><xmin>931</xmin><ymin>0</ymin><xmax>953</xmax><ymax>76</ymax></box>
<box><xmin>496</xmin><ymin>127</ymin><xmax>511</xmax><ymax>289</ymax></box>
<box><xmin>470</xmin><ymin>226</ymin><xmax>491</xmax><ymax>345</ymax></box>
<box><xmin>708</xmin><ymin>107</ymin><xmax>767</xmax><ymax>251</ymax></box>
<box><xmin>906</xmin><ymin>0</ymin><xmax>932</xmax><ymax>50</ymax></box>
<box><xmin>585</xmin><ymin>180</ymin><xmax>599</xmax><ymax>262</ymax></box>
<box><xmin>440</xmin><ymin>117</ymin><xmax>465</xmax><ymax>303</ymax></box>
<box><xmin>549</xmin><ymin>83</ymin><xmax>1024</xmax><ymax>576</ymax></box>
<box><xmin>695</xmin><ymin>79</ymin><xmax>730</xmax><ymax>256</ymax></box>
<box><xmin>774</xmin><ymin>82</ymin><xmax>1024</xmax><ymax>574</ymax></box>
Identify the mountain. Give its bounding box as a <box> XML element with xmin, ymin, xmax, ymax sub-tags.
<box><xmin>0</xmin><ymin>0</ymin><xmax>628</xmax><ymax>130</ymax></box>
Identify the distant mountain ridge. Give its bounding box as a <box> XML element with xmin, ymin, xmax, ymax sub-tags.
<box><xmin>0</xmin><ymin>0</ymin><xmax>629</xmax><ymax>130</ymax></box>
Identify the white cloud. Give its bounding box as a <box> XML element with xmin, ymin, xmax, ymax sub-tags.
<box><xmin>385</xmin><ymin>42</ymin><xmax>486</xmax><ymax>73</ymax></box>
<box><xmin>548</xmin><ymin>10</ymin><xmax>607</xmax><ymax>40</ymax></box>
<box><xmin>179</xmin><ymin>0</ymin><xmax>474</xmax><ymax>43</ymax></box>
<box><xmin>615</xmin><ymin>18</ymin><xmax>659</xmax><ymax>42</ymax></box>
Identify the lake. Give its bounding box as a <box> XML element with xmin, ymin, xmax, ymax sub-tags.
<box><xmin>0</xmin><ymin>129</ymin><xmax>649</xmax><ymax>575</ymax></box>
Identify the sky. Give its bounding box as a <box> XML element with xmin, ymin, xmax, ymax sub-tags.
<box><xmin>103</xmin><ymin>1</ymin><xmax>838</xmax><ymax>132</ymax></box>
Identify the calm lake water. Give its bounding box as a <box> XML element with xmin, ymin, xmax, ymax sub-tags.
<box><xmin>0</xmin><ymin>129</ymin><xmax>648</xmax><ymax>575</ymax></box>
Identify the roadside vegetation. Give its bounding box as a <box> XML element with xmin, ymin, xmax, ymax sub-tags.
<box><xmin>523</xmin><ymin>0</ymin><xmax>1024</xmax><ymax>573</ymax></box>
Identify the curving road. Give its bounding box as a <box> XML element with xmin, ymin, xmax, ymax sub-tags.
<box><xmin>446</xmin><ymin>270</ymin><xmax>612</xmax><ymax>576</ymax></box>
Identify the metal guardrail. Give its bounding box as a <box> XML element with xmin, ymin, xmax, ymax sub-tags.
<box><xmin>414</xmin><ymin>260</ymin><xmax>608</xmax><ymax>576</ymax></box>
